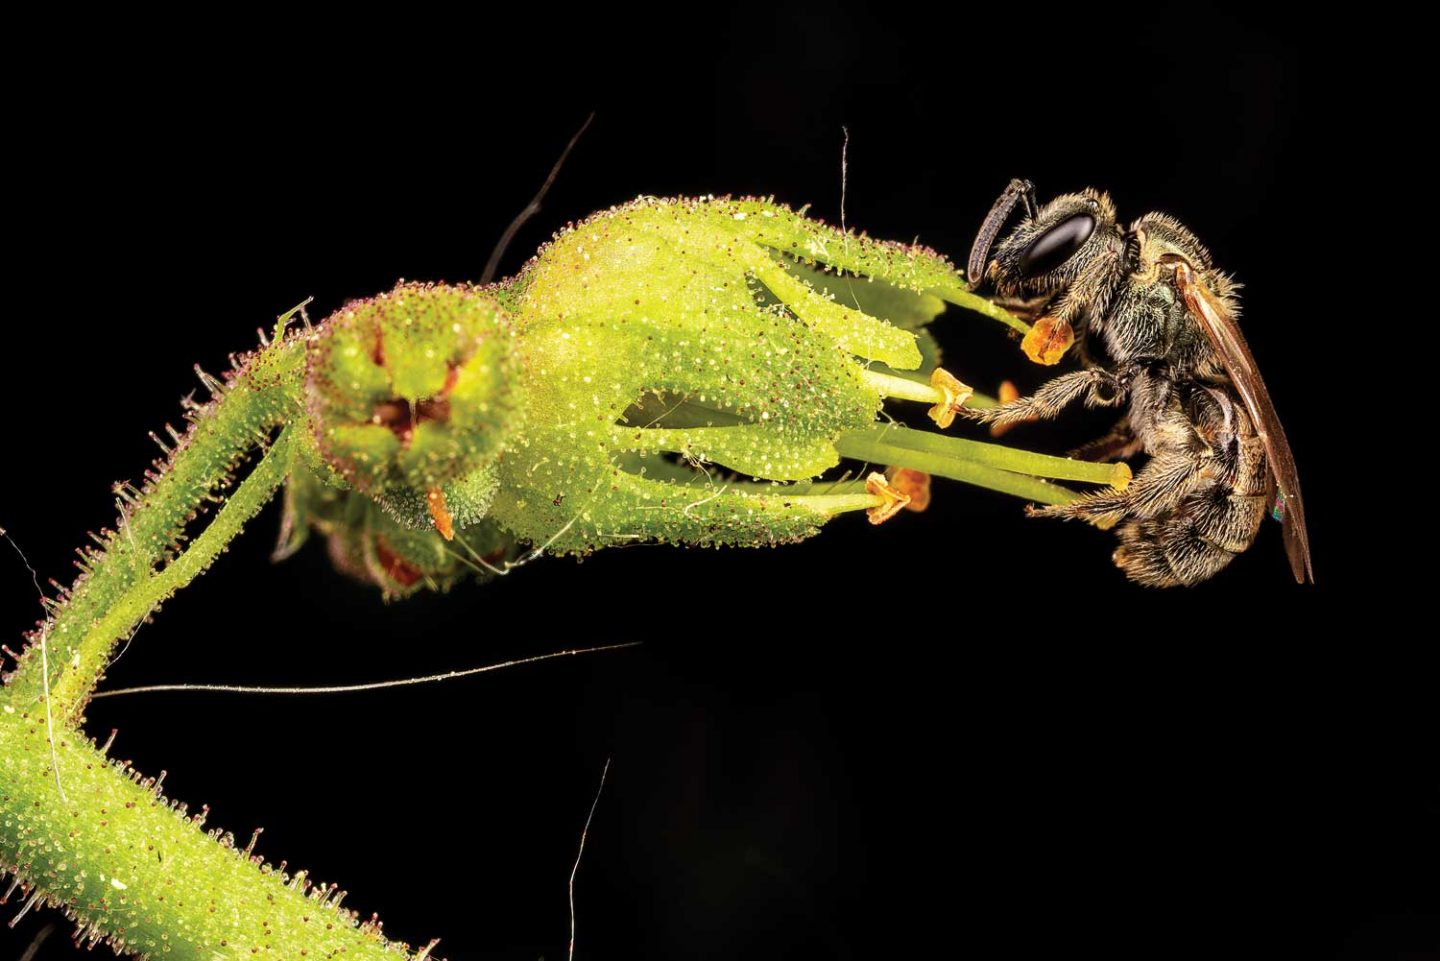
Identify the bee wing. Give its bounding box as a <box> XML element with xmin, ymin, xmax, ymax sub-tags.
<box><xmin>1174</xmin><ymin>263</ymin><xmax>1313</xmax><ymax>583</ymax></box>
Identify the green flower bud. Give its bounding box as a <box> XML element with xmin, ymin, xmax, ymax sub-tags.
<box><xmin>305</xmin><ymin>282</ymin><xmax>519</xmax><ymax>496</ymax></box>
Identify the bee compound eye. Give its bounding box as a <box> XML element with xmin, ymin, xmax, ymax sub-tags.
<box><xmin>1018</xmin><ymin>213</ymin><xmax>1096</xmax><ymax>278</ymax></box>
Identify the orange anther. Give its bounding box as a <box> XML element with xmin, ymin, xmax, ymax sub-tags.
<box><xmin>864</xmin><ymin>471</ymin><xmax>912</xmax><ymax>525</ymax></box>
<box><xmin>991</xmin><ymin>380</ymin><xmax>1021</xmax><ymax>437</ymax></box>
<box><xmin>884</xmin><ymin>467</ymin><xmax>931</xmax><ymax>512</ymax></box>
<box><xmin>927</xmin><ymin>368</ymin><xmax>974</xmax><ymax>429</ymax></box>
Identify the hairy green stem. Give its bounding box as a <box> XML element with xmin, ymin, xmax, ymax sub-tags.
<box><xmin>5</xmin><ymin>338</ymin><xmax>304</xmax><ymax>721</ymax></box>
<box><xmin>0</xmin><ymin>339</ymin><xmax>433</xmax><ymax>958</ymax></box>
<box><xmin>59</xmin><ymin>425</ymin><xmax>296</xmax><ymax>704</ymax></box>
<box><xmin>0</xmin><ymin>334</ymin><xmax>352</xmax><ymax>959</ymax></box>
<box><xmin>0</xmin><ymin>705</ymin><xmax>425</xmax><ymax>959</ymax></box>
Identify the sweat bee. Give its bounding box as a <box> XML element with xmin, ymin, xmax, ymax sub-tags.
<box><xmin>963</xmin><ymin>179</ymin><xmax>1312</xmax><ymax>587</ymax></box>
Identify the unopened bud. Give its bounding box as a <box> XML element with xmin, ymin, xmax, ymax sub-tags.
<box><xmin>305</xmin><ymin>283</ymin><xmax>519</xmax><ymax>494</ymax></box>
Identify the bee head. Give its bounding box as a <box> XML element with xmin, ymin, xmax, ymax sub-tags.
<box><xmin>968</xmin><ymin>183</ymin><xmax>1120</xmax><ymax>297</ymax></box>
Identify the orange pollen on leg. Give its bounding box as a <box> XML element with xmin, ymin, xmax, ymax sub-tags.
<box><xmin>1021</xmin><ymin>316</ymin><xmax>1074</xmax><ymax>365</ymax></box>
<box><xmin>427</xmin><ymin>487</ymin><xmax>455</xmax><ymax>541</ymax></box>
<box><xmin>374</xmin><ymin>536</ymin><xmax>422</xmax><ymax>587</ymax></box>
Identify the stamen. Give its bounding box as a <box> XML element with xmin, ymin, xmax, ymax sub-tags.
<box><xmin>857</xmin><ymin>367</ymin><xmax>974</xmax><ymax>428</ymax></box>
<box><xmin>864</xmin><ymin>471</ymin><xmax>912</xmax><ymax>524</ymax></box>
<box><xmin>927</xmin><ymin>368</ymin><xmax>973</xmax><ymax>428</ymax></box>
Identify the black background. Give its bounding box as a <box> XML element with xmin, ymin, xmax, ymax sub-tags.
<box><xmin>3</xmin><ymin>6</ymin><xmax>1432</xmax><ymax>960</ymax></box>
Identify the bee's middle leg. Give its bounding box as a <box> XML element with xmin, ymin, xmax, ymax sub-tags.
<box><xmin>961</xmin><ymin>369</ymin><xmax>1126</xmax><ymax>428</ymax></box>
<box><xmin>1068</xmin><ymin>417</ymin><xmax>1143</xmax><ymax>463</ymax></box>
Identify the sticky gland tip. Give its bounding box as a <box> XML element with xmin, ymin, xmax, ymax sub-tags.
<box><xmin>427</xmin><ymin>488</ymin><xmax>455</xmax><ymax>540</ymax></box>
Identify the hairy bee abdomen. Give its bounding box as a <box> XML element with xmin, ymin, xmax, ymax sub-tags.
<box><xmin>1112</xmin><ymin>393</ymin><xmax>1269</xmax><ymax>587</ymax></box>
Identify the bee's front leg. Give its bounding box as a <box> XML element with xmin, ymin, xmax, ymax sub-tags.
<box><xmin>987</xmin><ymin>293</ymin><xmax>1051</xmax><ymax>324</ymax></box>
<box><xmin>960</xmin><ymin>368</ymin><xmax>1127</xmax><ymax>429</ymax></box>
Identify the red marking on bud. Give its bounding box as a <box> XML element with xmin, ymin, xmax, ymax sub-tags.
<box><xmin>371</xmin><ymin>325</ymin><xmax>387</xmax><ymax>367</ymax></box>
<box><xmin>414</xmin><ymin>395</ymin><xmax>451</xmax><ymax>426</ymax></box>
<box><xmin>374</xmin><ymin>538</ymin><xmax>422</xmax><ymax>587</ymax></box>
<box><xmin>372</xmin><ymin>399</ymin><xmax>414</xmax><ymax>444</ymax></box>
<box><xmin>372</xmin><ymin>388</ymin><xmax>454</xmax><ymax>448</ymax></box>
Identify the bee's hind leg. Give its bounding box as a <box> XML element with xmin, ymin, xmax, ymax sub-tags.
<box><xmin>961</xmin><ymin>368</ymin><xmax>1126</xmax><ymax>429</ymax></box>
<box><xmin>1028</xmin><ymin>450</ymin><xmax>1205</xmax><ymax>528</ymax></box>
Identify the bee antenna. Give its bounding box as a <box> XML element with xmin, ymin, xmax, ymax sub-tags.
<box><xmin>967</xmin><ymin>178</ymin><xmax>1037</xmax><ymax>290</ymax></box>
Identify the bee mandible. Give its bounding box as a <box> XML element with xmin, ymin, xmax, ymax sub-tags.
<box><xmin>963</xmin><ymin>179</ymin><xmax>1312</xmax><ymax>587</ymax></box>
